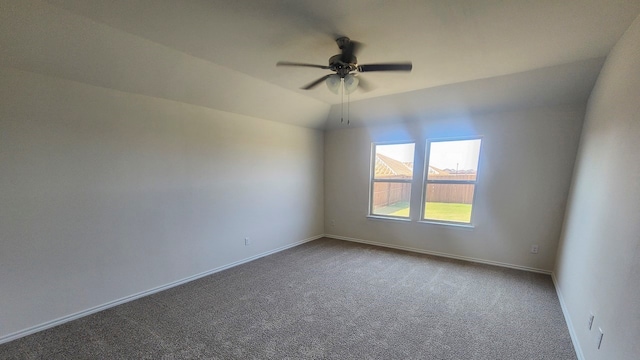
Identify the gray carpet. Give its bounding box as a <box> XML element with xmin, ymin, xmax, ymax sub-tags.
<box><xmin>1</xmin><ymin>238</ymin><xmax>576</xmax><ymax>359</ymax></box>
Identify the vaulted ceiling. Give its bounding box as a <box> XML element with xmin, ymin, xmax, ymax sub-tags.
<box><xmin>3</xmin><ymin>0</ymin><xmax>640</xmax><ymax>128</ymax></box>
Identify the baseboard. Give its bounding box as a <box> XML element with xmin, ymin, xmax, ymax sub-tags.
<box><xmin>325</xmin><ymin>234</ymin><xmax>552</xmax><ymax>275</ymax></box>
<box><xmin>551</xmin><ymin>272</ymin><xmax>585</xmax><ymax>360</ymax></box>
<box><xmin>0</xmin><ymin>234</ymin><xmax>323</xmax><ymax>345</ymax></box>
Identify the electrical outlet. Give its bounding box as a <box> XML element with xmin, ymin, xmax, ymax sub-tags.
<box><xmin>588</xmin><ymin>313</ymin><xmax>594</xmax><ymax>330</ymax></box>
<box><xmin>244</xmin><ymin>237</ymin><xmax>250</xmax><ymax>246</ymax></box>
<box><xmin>596</xmin><ymin>328</ymin><xmax>604</xmax><ymax>349</ymax></box>
<box><xmin>330</xmin><ymin>219</ymin><xmax>336</xmax><ymax>227</ymax></box>
<box><xmin>530</xmin><ymin>245</ymin><xmax>539</xmax><ymax>254</ymax></box>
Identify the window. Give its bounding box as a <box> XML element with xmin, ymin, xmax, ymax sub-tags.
<box><xmin>369</xmin><ymin>142</ymin><xmax>415</xmax><ymax>219</ymax></box>
<box><xmin>422</xmin><ymin>138</ymin><xmax>482</xmax><ymax>225</ymax></box>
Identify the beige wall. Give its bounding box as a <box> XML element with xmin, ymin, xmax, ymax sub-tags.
<box><xmin>0</xmin><ymin>66</ymin><xmax>324</xmax><ymax>340</ymax></box>
<box><xmin>325</xmin><ymin>105</ymin><xmax>584</xmax><ymax>272</ymax></box>
<box><xmin>554</xmin><ymin>14</ymin><xmax>640</xmax><ymax>360</ymax></box>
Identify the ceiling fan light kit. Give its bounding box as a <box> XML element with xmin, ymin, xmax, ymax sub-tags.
<box><xmin>342</xmin><ymin>74</ymin><xmax>359</xmax><ymax>94</ymax></box>
<box><xmin>326</xmin><ymin>74</ymin><xmax>341</xmax><ymax>94</ymax></box>
<box><xmin>326</xmin><ymin>74</ymin><xmax>359</xmax><ymax>94</ymax></box>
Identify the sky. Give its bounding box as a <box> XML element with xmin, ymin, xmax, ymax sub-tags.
<box><xmin>376</xmin><ymin>143</ymin><xmax>415</xmax><ymax>162</ymax></box>
<box><xmin>429</xmin><ymin>139</ymin><xmax>481</xmax><ymax>170</ymax></box>
<box><xmin>376</xmin><ymin>139</ymin><xmax>481</xmax><ymax>170</ymax></box>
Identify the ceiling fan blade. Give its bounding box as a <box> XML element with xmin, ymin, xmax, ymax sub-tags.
<box><xmin>277</xmin><ymin>61</ymin><xmax>330</xmax><ymax>69</ymax></box>
<box><xmin>357</xmin><ymin>62</ymin><xmax>413</xmax><ymax>72</ymax></box>
<box><xmin>301</xmin><ymin>74</ymin><xmax>332</xmax><ymax>90</ymax></box>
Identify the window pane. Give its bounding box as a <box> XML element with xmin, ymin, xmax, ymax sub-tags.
<box><xmin>423</xmin><ymin>184</ymin><xmax>475</xmax><ymax>223</ymax></box>
<box><xmin>374</xmin><ymin>143</ymin><xmax>415</xmax><ymax>180</ymax></box>
<box><xmin>427</xmin><ymin>139</ymin><xmax>480</xmax><ymax>180</ymax></box>
<box><xmin>372</xmin><ymin>182</ymin><xmax>411</xmax><ymax>217</ymax></box>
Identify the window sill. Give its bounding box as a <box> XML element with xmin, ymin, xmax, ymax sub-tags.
<box><xmin>366</xmin><ymin>215</ymin><xmax>412</xmax><ymax>223</ymax></box>
<box><xmin>365</xmin><ymin>216</ymin><xmax>476</xmax><ymax>230</ymax></box>
<box><xmin>418</xmin><ymin>220</ymin><xmax>475</xmax><ymax>230</ymax></box>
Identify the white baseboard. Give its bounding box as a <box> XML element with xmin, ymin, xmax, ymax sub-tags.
<box><xmin>551</xmin><ymin>272</ymin><xmax>585</xmax><ymax>360</ymax></box>
<box><xmin>325</xmin><ymin>234</ymin><xmax>552</xmax><ymax>275</ymax></box>
<box><xmin>0</xmin><ymin>234</ymin><xmax>323</xmax><ymax>345</ymax></box>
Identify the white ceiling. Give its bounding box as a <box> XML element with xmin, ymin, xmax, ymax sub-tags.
<box><xmin>3</xmin><ymin>0</ymin><xmax>640</xmax><ymax>128</ymax></box>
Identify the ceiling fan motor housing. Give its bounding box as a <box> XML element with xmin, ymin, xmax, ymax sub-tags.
<box><xmin>329</xmin><ymin>54</ymin><xmax>357</xmax><ymax>77</ymax></box>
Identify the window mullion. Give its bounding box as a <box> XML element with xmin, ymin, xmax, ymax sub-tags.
<box><xmin>426</xmin><ymin>180</ymin><xmax>477</xmax><ymax>185</ymax></box>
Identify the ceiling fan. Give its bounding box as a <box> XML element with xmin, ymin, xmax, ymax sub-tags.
<box><xmin>277</xmin><ymin>36</ymin><xmax>412</xmax><ymax>94</ymax></box>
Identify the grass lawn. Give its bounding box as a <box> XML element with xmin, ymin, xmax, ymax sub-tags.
<box><xmin>373</xmin><ymin>201</ymin><xmax>410</xmax><ymax>216</ymax></box>
<box><xmin>423</xmin><ymin>202</ymin><xmax>472</xmax><ymax>223</ymax></box>
<box><xmin>375</xmin><ymin>201</ymin><xmax>472</xmax><ymax>223</ymax></box>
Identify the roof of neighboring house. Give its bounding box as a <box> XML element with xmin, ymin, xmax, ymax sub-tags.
<box><xmin>375</xmin><ymin>155</ymin><xmax>477</xmax><ymax>178</ymax></box>
<box><xmin>427</xmin><ymin>165</ymin><xmax>447</xmax><ymax>175</ymax></box>
<box><xmin>375</xmin><ymin>153</ymin><xmax>413</xmax><ymax>178</ymax></box>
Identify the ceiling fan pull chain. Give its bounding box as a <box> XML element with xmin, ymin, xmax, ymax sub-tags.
<box><xmin>347</xmin><ymin>91</ymin><xmax>350</xmax><ymax>125</ymax></box>
<box><xmin>341</xmin><ymin>81</ymin><xmax>344</xmax><ymax>123</ymax></box>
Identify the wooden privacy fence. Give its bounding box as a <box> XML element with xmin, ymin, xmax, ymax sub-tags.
<box><xmin>373</xmin><ymin>174</ymin><xmax>476</xmax><ymax>208</ymax></box>
<box><xmin>373</xmin><ymin>182</ymin><xmax>411</xmax><ymax>208</ymax></box>
<box><xmin>426</xmin><ymin>174</ymin><xmax>475</xmax><ymax>204</ymax></box>
<box><xmin>425</xmin><ymin>183</ymin><xmax>475</xmax><ymax>204</ymax></box>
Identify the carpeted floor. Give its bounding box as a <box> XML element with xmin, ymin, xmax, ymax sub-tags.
<box><xmin>1</xmin><ymin>238</ymin><xmax>577</xmax><ymax>359</ymax></box>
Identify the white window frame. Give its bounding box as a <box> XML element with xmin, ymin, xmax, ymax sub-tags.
<box><xmin>368</xmin><ymin>141</ymin><xmax>415</xmax><ymax>221</ymax></box>
<box><xmin>420</xmin><ymin>137</ymin><xmax>482</xmax><ymax>227</ymax></box>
